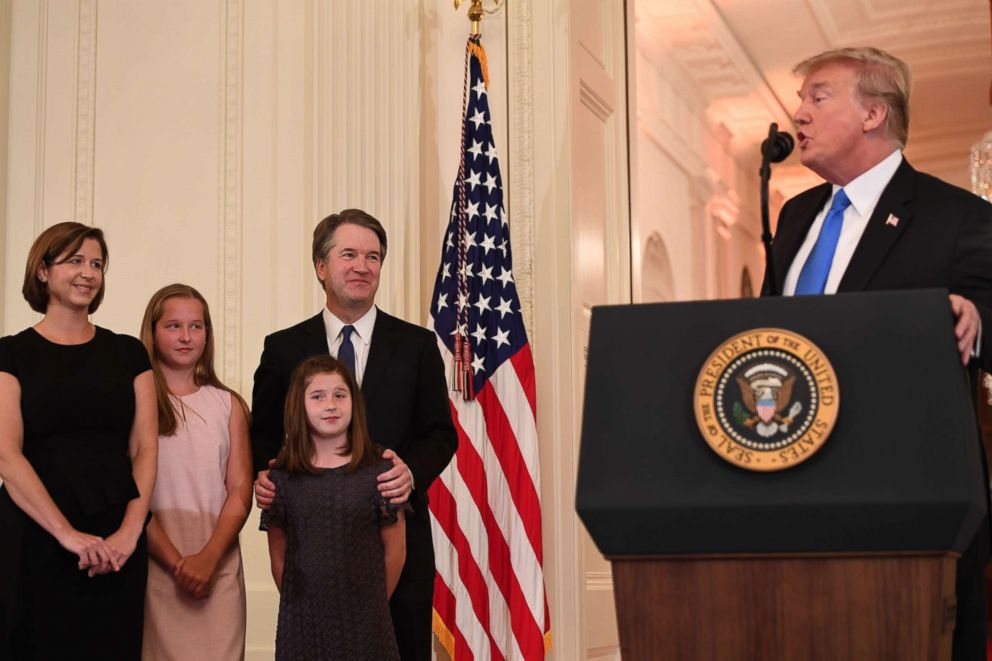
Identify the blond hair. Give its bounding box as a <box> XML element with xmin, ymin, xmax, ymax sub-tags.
<box><xmin>794</xmin><ymin>47</ymin><xmax>911</xmax><ymax>146</ymax></box>
<box><xmin>140</xmin><ymin>283</ymin><xmax>249</xmax><ymax>435</ymax></box>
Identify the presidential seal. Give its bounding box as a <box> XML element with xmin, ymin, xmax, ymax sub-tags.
<box><xmin>693</xmin><ymin>328</ymin><xmax>839</xmax><ymax>471</ymax></box>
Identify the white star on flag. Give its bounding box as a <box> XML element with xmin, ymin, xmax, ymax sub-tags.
<box><xmin>473</xmin><ymin>294</ymin><xmax>492</xmax><ymax>314</ymax></box>
<box><xmin>478</xmin><ymin>264</ymin><xmax>494</xmax><ymax>285</ymax></box>
<box><xmin>495</xmin><ymin>297</ymin><xmax>513</xmax><ymax>319</ymax></box>
<box><xmin>493</xmin><ymin>327</ymin><xmax>510</xmax><ymax>349</ymax></box>
<box><xmin>479</xmin><ymin>233</ymin><xmax>496</xmax><ymax>255</ymax></box>
<box><xmin>483</xmin><ymin>141</ymin><xmax>497</xmax><ymax>164</ymax></box>
<box><xmin>470</xmin><ymin>108</ymin><xmax>486</xmax><ymax>129</ymax></box>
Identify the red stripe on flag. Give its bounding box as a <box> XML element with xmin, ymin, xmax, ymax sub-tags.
<box><xmin>446</xmin><ymin>389</ymin><xmax>547</xmax><ymax>658</ymax></box>
<box><xmin>430</xmin><ymin>462</ymin><xmax>504</xmax><ymax>661</ymax></box>
<box><xmin>476</xmin><ymin>383</ymin><xmax>545</xmax><ymax>564</ymax></box>
<box><xmin>433</xmin><ymin>573</ymin><xmax>474</xmax><ymax>660</ymax></box>
<box><xmin>510</xmin><ymin>345</ymin><xmax>537</xmax><ymax>418</ymax></box>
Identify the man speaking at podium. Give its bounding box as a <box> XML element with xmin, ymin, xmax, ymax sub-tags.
<box><xmin>763</xmin><ymin>47</ymin><xmax>992</xmax><ymax>660</ymax></box>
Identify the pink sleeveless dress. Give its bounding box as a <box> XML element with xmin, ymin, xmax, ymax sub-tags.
<box><xmin>142</xmin><ymin>385</ymin><xmax>246</xmax><ymax>660</ymax></box>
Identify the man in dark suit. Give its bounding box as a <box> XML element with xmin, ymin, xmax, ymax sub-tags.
<box><xmin>251</xmin><ymin>208</ymin><xmax>457</xmax><ymax>661</ymax></box>
<box><xmin>764</xmin><ymin>47</ymin><xmax>992</xmax><ymax>659</ymax></box>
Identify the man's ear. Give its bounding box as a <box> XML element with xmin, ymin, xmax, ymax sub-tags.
<box><xmin>314</xmin><ymin>259</ymin><xmax>327</xmax><ymax>283</ymax></box>
<box><xmin>862</xmin><ymin>101</ymin><xmax>889</xmax><ymax>134</ymax></box>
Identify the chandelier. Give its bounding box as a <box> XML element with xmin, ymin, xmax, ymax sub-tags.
<box><xmin>970</xmin><ymin>129</ymin><xmax>992</xmax><ymax>202</ymax></box>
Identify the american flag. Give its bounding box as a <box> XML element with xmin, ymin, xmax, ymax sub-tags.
<box><xmin>427</xmin><ymin>37</ymin><xmax>551</xmax><ymax>660</ymax></box>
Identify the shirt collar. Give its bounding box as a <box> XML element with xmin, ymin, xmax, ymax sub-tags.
<box><xmin>322</xmin><ymin>305</ymin><xmax>377</xmax><ymax>346</ymax></box>
<box><xmin>836</xmin><ymin>149</ymin><xmax>903</xmax><ymax>217</ymax></box>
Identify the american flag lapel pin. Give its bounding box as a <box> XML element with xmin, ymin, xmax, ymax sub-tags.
<box><xmin>885</xmin><ymin>213</ymin><xmax>900</xmax><ymax>228</ymax></box>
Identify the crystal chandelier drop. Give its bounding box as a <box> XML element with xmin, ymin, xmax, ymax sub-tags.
<box><xmin>970</xmin><ymin>129</ymin><xmax>992</xmax><ymax>201</ymax></box>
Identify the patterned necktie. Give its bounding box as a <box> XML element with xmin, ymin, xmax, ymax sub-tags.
<box><xmin>337</xmin><ymin>325</ymin><xmax>357</xmax><ymax>378</ymax></box>
<box><xmin>794</xmin><ymin>189</ymin><xmax>851</xmax><ymax>295</ymax></box>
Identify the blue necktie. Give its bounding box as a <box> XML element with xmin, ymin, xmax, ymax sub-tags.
<box><xmin>794</xmin><ymin>189</ymin><xmax>851</xmax><ymax>295</ymax></box>
<box><xmin>338</xmin><ymin>325</ymin><xmax>357</xmax><ymax>378</ymax></box>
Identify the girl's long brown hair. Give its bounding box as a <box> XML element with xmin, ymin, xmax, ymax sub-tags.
<box><xmin>276</xmin><ymin>355</ymin><xmax>379</xmax><ymax>474</ymax></box>
<box><xmin>139</xmin><ymin>283</ymin><xmax>249</xmax><ymax>436</ymax></box>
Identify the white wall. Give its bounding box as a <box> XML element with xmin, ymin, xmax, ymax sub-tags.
<box><xmin>631</xmin><ymin>42</ymin><xmax>766</xmax><ymax>305</ymax></box>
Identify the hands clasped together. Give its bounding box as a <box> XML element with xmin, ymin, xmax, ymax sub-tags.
<box><xmin>172</xmin><ymin>549</ymin><xmax>222</xmax><ymax>599</ymax></box>
<box><xmin>58</xmin><ymin>527</ymin><xmax>139</xmax><ymax>578</ymax></box>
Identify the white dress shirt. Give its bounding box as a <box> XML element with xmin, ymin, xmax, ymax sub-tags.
<box><xmin>782</xmin><ymin>149</ymin><xmax>980</xmax><ymax>357</ymax></box>
<box><xmin>783</xmin><ymin>149</ymin><xmax>903</xmax><ymax>296</ymax></box>
<box><xmin>322</xmin><ymin>305</ymin><xmax>377</xmax><ymax>385</ymax></box>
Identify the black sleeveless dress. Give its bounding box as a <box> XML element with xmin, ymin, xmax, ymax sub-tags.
<box><xmin>0</xmin><ymin>327</ymin><xmax>151</xmax><ymax>660</ymax></box>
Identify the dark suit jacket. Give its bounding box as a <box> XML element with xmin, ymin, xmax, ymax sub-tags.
<box><xmin>250</xmin><ymin>308</ymin><xmax>458</xmax><ymax>581</ymax></box>
<box><xmin>764</xmin><ymin>158</ymin><xmax>992</xmax><ymax>372</ymax></box>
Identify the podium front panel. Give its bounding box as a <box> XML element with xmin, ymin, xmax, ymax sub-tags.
<box><xmin>576</xmin><ymin>289</ymin><xmax>986</xmax><ymax>556</ymax></box>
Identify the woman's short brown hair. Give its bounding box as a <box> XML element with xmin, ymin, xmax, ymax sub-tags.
<box><xmin>22</xmin><ymin>222</ymin><xmax>109</xmax><ymax>314</ymax></box>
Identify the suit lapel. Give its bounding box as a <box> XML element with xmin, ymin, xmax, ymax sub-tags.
<box><xmin>773</xmin><ymin>185</ymin><xmax>831</xmax><ymax>293</ymax></box>
<box><xmin>837</xmin><ymin>159</ymin><xmax>916</xmax><ymax>292</ymax></box>
<box><xmin>362</xmin><ymin>309</ymin><xmax>399</xmax><ymax>403</ymax></box>
<box><xmin>300</xmin><ymin>313</ymin><xmax>329</xmax><ymax>358</ymax></box>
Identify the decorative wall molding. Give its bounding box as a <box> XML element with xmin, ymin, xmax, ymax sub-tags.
<box><xmin>220</xmin><ymin>0</ymin><xmax>243</xmax><ymax>385</ymax></box>
<box><xmin>585</xmin><ymin>570</ymin><xmax>614</xmax><ymax>591</ymax></box>
<box><xmin>637</xmin><ymin>0</ymin><xmax>792</xmax><ymax>145</ymax></box>
<box><xmin>639</xmin><ymin>119</ymin><xmax>704</xmax><ymax>182</ymax></box>
<box><xmin>587</xmin><ymin>646</ymin><xmax>622</xmax><ymax>661</ymax></box>
<box><xmin>578</xmin><ymin>79</ymin><xmax>614</xmax><ymax>123</ymax></box>
<box><xmin>809</xmin><ymin>0</ymin><xmax>988</xmax><ymax>49</ymax></box>
<box><xmin>74</xmin><ymin>0</ymin><xmax>97</xmax><ymax>225</ymax></box>
<box><xmin>508</xmin><ymin>0</ymin><xmax>534</xmax><ymax>337</ymax></box>
<box><xmin>33</xmin><ymin>0</ymin><xmax>48</xmax><ymax>235</ymax></box>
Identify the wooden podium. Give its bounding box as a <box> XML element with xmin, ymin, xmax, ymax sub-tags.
<box><xmin>576</xmin><ymin>291</ymin><xmax>986</xmax><ymax>661</ymax></box>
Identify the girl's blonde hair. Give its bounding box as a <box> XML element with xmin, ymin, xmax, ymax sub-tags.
<box><xmin>139</xmin><ymin>283</ymin><xmax>249</xmax><ymax>435</ymax></box>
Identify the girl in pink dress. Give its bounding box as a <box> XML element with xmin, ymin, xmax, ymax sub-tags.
<box><xmin>139</xmin><ymin>283</ymin><xmax>253</xmax><ymax>661</ymax></box>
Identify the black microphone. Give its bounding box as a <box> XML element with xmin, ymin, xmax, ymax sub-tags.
<box><xmin>759</xmin><ymin>122</ymin><xmax>794</xmax><ymax>296</ymax></box>
<box><xmin>761</xmin><ymin>129</ymin><xmax>795</xmax><ymax>163</ymax></box>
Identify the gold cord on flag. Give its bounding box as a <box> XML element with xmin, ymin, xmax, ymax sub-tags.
<box><xmin>451</xmin><ymin>1</ymin><xmax>500</xmax><ymax>400</ymax></box>
<box><xmin>452</xmin><ymin>37</ymin><xmax>476</xmax><ymax>400</ymax></box>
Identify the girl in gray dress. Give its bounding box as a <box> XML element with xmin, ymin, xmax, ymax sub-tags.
<box><xmin>261</xmin><ymin>355</ymin><xmax>408</xmax><ymax>661</ymax></box>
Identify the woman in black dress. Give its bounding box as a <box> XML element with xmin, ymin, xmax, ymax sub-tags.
<box><xmin>0</xmin><ymin>222</ymin><xmax>158</xmax><ymax>659</ymax></box>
